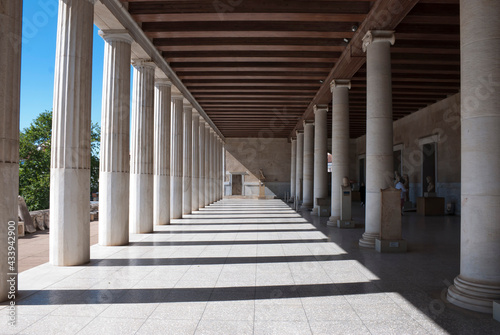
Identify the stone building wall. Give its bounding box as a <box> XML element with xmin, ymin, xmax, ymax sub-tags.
<box><xmin>351</xmin><ymin>94</ymin><xmax>462</xmax><ymax>213</ymax></box>
<box><xmin>224</xmin><ymin>138</ymin><xmax>291</xmax><ymax>199</ymax></box>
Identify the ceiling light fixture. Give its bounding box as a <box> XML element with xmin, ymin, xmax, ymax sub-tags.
<box><xmin>351</xmin><ymin>25</ymin><xmax>358</xmax><ymax>32</ymax></box>
<box><xmin>343</xmin><ymin>38</ymin><xmax>349</xmax><ymax>43</ymax></box>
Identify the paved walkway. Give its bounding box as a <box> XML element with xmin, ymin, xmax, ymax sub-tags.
<box><xmin>1</xmin><ymin>199</ymin><xmax>499</xmax><ymax>334</ymax></box>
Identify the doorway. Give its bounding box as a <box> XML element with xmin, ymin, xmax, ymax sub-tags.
<box><xmin>232</xmin><ymin>174</ymin><xmax>243</xmax><ymax>195</ymax></box>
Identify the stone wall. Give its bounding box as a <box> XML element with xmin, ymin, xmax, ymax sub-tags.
<box><xmin>351</xmin><ymin>94</ymin><xmax>462</xmax><ymax>214</ymax></box>
<box><xmin>224</xmin><ymin>138</ymin><xmax>291</xmax><ymax>199</ymax></box>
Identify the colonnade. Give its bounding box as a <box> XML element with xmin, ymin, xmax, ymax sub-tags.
<box><xmin>289</xmin><ymin>1</ymin><xmax>500</xmax><ymax>313</ymax></box>
<box><xmin>0</xmin><ymin>0</ymin><xmax>224</xmax><ymax>300</ymax></box>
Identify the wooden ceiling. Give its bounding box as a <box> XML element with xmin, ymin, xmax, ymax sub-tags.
<box><xmin>124</xmin><ymin>0</ymin><xmax>460</xmax><ymax>139</ymax></box>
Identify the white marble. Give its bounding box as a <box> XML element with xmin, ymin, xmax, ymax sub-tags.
<box><xmin>204</xmin><ymin>124</ymin><xmax>211</xmax><ymax>207</ymax></box>
<box><xmin>0</xmin><ymin>0</ymin><xmax>22</xmax><ymax>301</ymax></box>
<box><xmin>290</xmin><ymin>138</ymin><xmax>297</xmax><ymax>202</ymax></box>
<box><xmin>183</xmin><ymin>103</ymin><xmax>193</xmax><ymax>215</ymax></box>
<box><xmin>192</xmin><ymin>113</ymin><xmax>200</xmax><ymax>211</ymax></box>
<box><xmin>359</xmin><ymin>31</ymin><xmax>395</xmax><ymax>248</ymax></box>
<box><xmin>295</xmin><ymin>131</ymin><xmax>304</xmax><ymax>205</ymax></box>
<box><xmin>328</xmin><ymin>80</ymin><xmax>351</xmax><ymax>225</ymax></box>
<box><xmin>171</xmin><ymin>94</ymin><xmax>184</xmax><ymax>219</ymax></box>
<box><xmin>98</xmin><ymin>30</ymin><xmax>133</xmax><ymax>246</ymax></box>
<box><xmin>447</xmin><ymin>0</ymin><xmax>500</xmax><ymax>314</ymax></box>
<box><xmin>302</xmin><ymin>121</ymin><xmax>315</xmax><ymax>209</ymax></box>
<box><xmin>50</xmin><ymin>0</ymin><xmax>94</xmax><ymax>266</ymax></box>
<box><xmin>199</xmin><ymin>120</ymin><xmax>206</xmax><ymax>208</ymax></box>
<box><xmin>153</xmin><ymin>80</ymin><xmax>172</xmax><ymax>226</ymax></box>
<box><xmin>129</xmin><ymin>60</ymin><xmax>155</xmax><ymax>234</ymax></box>
<box><xmin>312</xmin><ymin>106</ymin><xmax>328</xmax><ymax>215</ymax></box>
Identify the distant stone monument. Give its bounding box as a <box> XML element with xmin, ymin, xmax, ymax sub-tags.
<box><xmin>375</xmin><ymin>187</ymin><xmax>407</xmax><ymax>253</ymax></box>
<box><xmin>18</xmin><ymin>196</ymin><xmax>36</xmax><ymax>233</ymax></box>
<box><xmin>424</xmin><ymin>176</ymin><xmax>436</xmax><ymax>197</ymax></box>
<box><xmin>337</xmin><ymin>176</ymin><xmax>354</xmax><ymax>228</ymax></box>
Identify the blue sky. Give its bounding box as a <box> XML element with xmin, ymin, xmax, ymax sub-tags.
<box><xmin>20</xmin><ymin>1</ymin><xmax>105</xmax><ymax>131</ymax></box>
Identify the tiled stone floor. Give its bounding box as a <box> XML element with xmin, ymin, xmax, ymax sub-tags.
<box><xmin>1</xmin><ymin>199</ymin><xmax>499</xmax><ymax>334</ymax></box>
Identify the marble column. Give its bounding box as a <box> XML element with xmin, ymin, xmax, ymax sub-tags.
<box><xmin>204</xmin><ymin>124</ymin><xmax>211</xmax><ymax>207</ymax></box>
<box><xmin>209</xmin><ymin>131</ymin><xmax>216</xmax><ymax>204</ymax></box>
<box><xmin>290</xmin><ymin>138</ymin><xmax>297</xmax><ymax>203</ymax></box>
<box><xmin>171</xmin><ymin>94</ymin><xmax>184</xmax><ymax>219</ymax></box>
<box><xmin>182</xmin><ymin>103</ymin><xmax>193</xmax><ymax>215</ymax></box>
<box><xmin>328</xmin><ymin>80</ymin><xmax>351</xmax><ymax>225</ymax></box>
<box><xmin>50</xmin><ymin>0</ymin><xmax>94</xmax><ymax>266</ymax></box>
<box><xmin>130</xmin><ymin>60</ymin><xmax>155</xmax><ymax>234</ymax></box>
<box><xmin>447</xmin><ymin>0</ymin><xmax>500</xmax><ymax>314</ymax></box>
<box><xmin>312</xmin><ymin>105</ymin><xmax>328</xmax><ymax>215</ymax></box>
<box><xmin>98</xmin><ymin>31</ymin><xmax>133</xmax><ymax>245</ymax></box>
<box><xmin>359</xmin><ymin>31</ymin><xmax>395</xmax><ymax>248</ymax></box>
<box><xmin>301</xmin><ymin>121</ymin><xmax>315</xmax><ymax>210</ymax></box>
<box><xmin>217</xmin><ymin>138</ymin><xmax>223</xmax><ymax>201</ymax></box>
<box><xmin>295</xmin><ymin>130</ymin><xmax>304</xmax><ymax>206</ymax></box>
<box><xmin>0</xmin><ymin>0</ymin><xmax>22</xmax><ymax>301</ymax></box>
<box><xmin>199</xmin><ymin>120</ymin><xmax>206</xmax><ymax>208</ymax></box>
<box><xmin>192</xmin><ymin>112</ymin><xmax>200</xmax><ymax>211</ymax></box>
<box><xmin>153</xmin><ymin>79</ymin><xmax>172</xmax><ymax>226</ymax></box>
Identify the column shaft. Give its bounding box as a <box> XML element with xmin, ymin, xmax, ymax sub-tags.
<box><xmin>359</xmin><ymin>31</ymin><xmax>395</xmax><ymax>248</ymax></box>
<box><xmin>447</xmin><ymin>0</ymin><xmax>500</xmax><ymax>314</ymax></box>
<box><xmin>192</xmin><ymin>113</ymin><xmax>200</xmax><ymax>211</ymax></box>
<box><xmin>0</xmin><ymin>0</ymin><xmax>22</xmax><ymax>300</ymax></box>
<box><xmin>183</xmin><ymin>104</ymin><xmax>192</xmax><ymax>215</ymax></box>
<box><xmin>290</xmin><ymin>139</ymin><xmax>297</xmax><ymax>202</ymax></box>
<box><xmin>171</xmin><ymin>96</ymin><xmax>183</xmax><ymax>219</ymax></box>
<box><xmin>153</xmin><ymin>80</ymin><xmax>171</xmax><ymax>226</ymax></box>
<box><xmin>204</xmin><ymin>125</ymin><xmax>210</xmax><ymax>207</ymax></box>
<box><xmin>295</xmin><ymin>131</ymin><xmax>304</xmax><ymax>205</ymax></box>
<box><xmin>199</xmin><ymin>121</ymin><xmax>206</xmax><ymax>208</ymax></box>
<box><xmin>99</xmin><ymin>31</ymin><xmax>132</xmax><ymax>245</ymax></box>
<box><xmin>328</xmin><ymin>81</ymin><xmax>351</xmax><ymax>225</ymax></box>
<box><xmin>312</xmin><ymin>106</ymin><xmax>328</xmax><ymax>215</ymax></box>
<box><xmin>50</xmin><ymin>0</ymin><xmax>94</xmax><ymax>265</ymax></box>
<box><xmin>302</xmin><ymin>122</ymin><xmax>315</xmax><ymax>209</ymax></box>
<box><xmin>130</xmin><ymin>61</ymin><xmax>155</xmax><ymax>234</ymax></box>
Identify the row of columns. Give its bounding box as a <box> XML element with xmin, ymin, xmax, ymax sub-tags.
<box><xmin>289</xmin><ymin>2</ymin><xmax>500</xmax><ymax>313</ymax></box>
<box><xmin>0</xmin><ymin>0</ymin><xmax>225</xmax><ymax>275</ymax></box>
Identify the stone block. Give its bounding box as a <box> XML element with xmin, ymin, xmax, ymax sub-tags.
<box><xmin>337</xmin><ymin>220</ymin><xmax>355</xmax><ymax>229</ymax></box>
<box><xmin>375</xmin><ymin>239</ymin><xmax>407</xmax><ymax>253</ymax></box>
<box><xmin>18</xmin><ymin>221</ymin><xmax>25</xmax><ymax>237</ymax></box>
<box><xmin>318</xmin><ymin>206</ymin><xmax>330</xmax><ymax>217</ymax></box>
<box><xmin>18</xmin><ymin>196</ymin><xmax>36</xmax><ymax>233</ymax></box>
<box><xmin>494</xmin><ymin>301</ymin><xmax>500</xmax><ymax>322</ymax></box>
<box><xmin>380</xmin><ymin>187</ymin><xmax>402</xmax><ymax>240</ymax></box>
<box><xmin>417</xmin><ymin>197</ymin><xmax>445</xmax><ymax>216</ymax></box>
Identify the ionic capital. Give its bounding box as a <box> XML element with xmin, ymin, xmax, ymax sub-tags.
<box><xmin>303</xmin><ymin>120</ymin><xmax>315</xmax><ymax>127</ymax></box>
<box><xmin>330</xmin><ymin>79</ymin><xmax>351</xmax><ymax>92</ymax></box>
<box><xmin>362</xmin><ymin>30</ymin><xmax>395</xmax><ymax>53</ymax></box>
<box><xmin>171</xmin><ymin>93</ymin><xmax>184</xmax><ymax>101</ymax></box>
<box><xmin>155</xmin><ymin>78</ymin><xmax>172</xmax><ymax>87</ymax></box>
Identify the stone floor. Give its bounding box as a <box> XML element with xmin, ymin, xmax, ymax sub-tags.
<box><xmin>1</xmin><ymin>199</ymin><xmax>499</xmax><ymax>334</ymax></box>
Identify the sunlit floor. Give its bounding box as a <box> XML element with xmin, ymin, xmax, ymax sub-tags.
<box><xmin>1</xmin><ymin>199</ymin><xmax>499</xmax><ymax>334</ymax></box>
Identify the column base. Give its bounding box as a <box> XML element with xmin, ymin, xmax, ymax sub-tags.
<box><xmin>327</xmin><ymin>216</ymin><xmax>339</xmax><ymax>227</ymax></box>
<box><xmin>447</xmin><ymin>275</ymin><xmax>500</xmax><ymax>314</ymax></box>
<box><xmin>359</xmin><ymin>232</ymin><xmax>378</xmax><ymax>248</ymax></box>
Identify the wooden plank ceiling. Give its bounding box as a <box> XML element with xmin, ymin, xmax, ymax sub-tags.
<box><xmin>124</xmin><ymin>0</ymin><xmax>460</xmax><ymax>139</ymax></box>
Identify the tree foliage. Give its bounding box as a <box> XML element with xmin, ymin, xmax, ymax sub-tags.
<box><xmin>19</xmin><ymin>110</ymin><xmax>100</xmax><ymax>211</ymax></box>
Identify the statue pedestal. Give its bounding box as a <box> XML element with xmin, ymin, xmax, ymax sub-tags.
<box><xmin>376</xmin><ymin>187</ymin><xmax>407</xmax><ymax>253</ymax></box>
<box><xmin>337</xmin><ymin>185</ymin><xmax>354</xmax><ymax>228</ymax></box>
<box><xmin>258</xmin><ymin>182</ymin><xmax>266</xmax><ymax>200</ymax></box>
<box><xmin>417</xmin><ymin>197</ymin><xmax>445</xmax><ymax>216</ymax></box>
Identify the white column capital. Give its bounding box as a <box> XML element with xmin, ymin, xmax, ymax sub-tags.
<box><xmin>98</xmin><ymin>29</ymin><xmax>134</xmax><ymax>44</ymax></box>
<box><xmin>183</xmin><ymin>104</ymin><xmax>192</xmax><ymax>111</ymax></box>
<box><xmin>291</xmin><ymin>137</ymin><xmax>297</xmax><ymax>142</ymax></box>
<box><xmin>172</xmin><ymin>93</ymin><xmax>184</xmax><ymax>101</ymax></box>
<box><xmin>192</xmin><ymin>110</ymin><xmax>200</xmax><ymax>118</ymax></box>
<box><xmin>155</xmin><ymin>78</ymin><xmax>172</xmax><ymax>87</ymax></box>
<box><xmin>362</xmin><ymin>30</ymin><xmax>395</xmax><ymax>53</ymax></box>
<box><xmin>296</xmin><ymin>129</ymin><xmax>304</xmax><ymax>135</ymax></box>
<box><xmin>330</xmin><ymin>79</ymin><xmax>351</xmax><ymax>92</ymax></box>
<box><xmin>314</xmin><ymin>104</ymin><xmax>328</xmax><ymax>114</ymax></box>
<box><xmin>132</xmin><ymin>59</ymin><xmax>156</xmax><ymax>69</ymax></box>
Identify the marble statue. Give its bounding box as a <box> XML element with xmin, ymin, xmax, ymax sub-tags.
<box><xmin>426</xmin><ymin>176</ymin><xmax>435</xmax><ymax>193</ymax></box>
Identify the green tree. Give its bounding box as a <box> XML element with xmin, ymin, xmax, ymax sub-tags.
<box><xmin>19</xmin><ymin>110</ymin><xmax>101</xmax><ymax>211</ymax></box>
